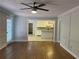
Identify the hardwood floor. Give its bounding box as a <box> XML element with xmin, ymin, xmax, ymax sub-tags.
<box><xmin>0</xmin><ymin>42</ymin><xmax>75</xmax><ymax>59</ymax></box>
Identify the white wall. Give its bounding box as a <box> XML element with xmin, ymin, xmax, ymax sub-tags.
<box><xmin>0</xmin><ymin>11</ymin><xmax>7</xmax><ymax>49</ymax></box>
<box><xmin>14</xmin><ymin>17</ymin><xmax>58</xmax><ymax>42</ymax></box>
<box><xmin>70</xmin><ymin>9</ymin><xmax>79</xmax><ymax>59</ymax></box>
<box><xmin>14</xmin><ymin>16</ymin><xmax>28</xmax><ymax>41</ymax></box>
<box><xmin>58</xmin><ymin>5</ymin><xmax>79</xmax><ymax>59</ymax></box>
<box><xmin>0</xmin><ymin>7</ymin><xmax>16</xmax><ymax>49</ymax></box>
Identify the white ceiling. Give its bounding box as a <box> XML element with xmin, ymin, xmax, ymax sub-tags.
<box><xmin>0</xmin><ymin>0</ymin><xmax>79</xmax><ymax>18</ymax></box>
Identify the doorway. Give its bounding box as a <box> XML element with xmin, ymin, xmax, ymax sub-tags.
<box><xmin>7</xmin><ymin>17</ymin><xmax>13</xmax><ymax>43</ymax></box>
<box><xmin>28</xmin><ymin>23</ymin><xmax>33</xmax><ymax>35</ymax></box>
<box><xmin>28</xmin><ymin>20</ymin><xmax>56</xmax><ymax>41</ymax></box>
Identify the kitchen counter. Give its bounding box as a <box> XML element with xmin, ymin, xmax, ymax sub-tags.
<box><xmin>37</xmin><ymin>27</ymin><xmax>53</xmax><ymax>30</ymax></box>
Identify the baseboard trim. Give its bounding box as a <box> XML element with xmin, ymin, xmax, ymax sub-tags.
<box><xmin>60</xmin><ymin>43</ymin><xmax>79</xmax><ymax>59</ymax></box>
<box><xmin>0</xmin><ymin>44</ymin><xmax>8</xmax><ymax>50</ymax></box>
<box><xmin>28</xmin><ymin>40</ymin><xmax>54</xmax><ymax>41</ymax></box>
<box><xmin>13</xmin><ymin>39</ymin><xmax>55</xmax><ymax>42</ymax></box>
<box><xmin>12</xmin><ymin>40</ymin><xmax>28</xmax><ymax>42</ymax></box>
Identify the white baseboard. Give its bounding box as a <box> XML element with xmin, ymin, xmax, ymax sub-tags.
<box><xmin>30</xmin><ymin>40</ymin><xmax>53</xmax><ymax>41</ymax></box>
<box><xmin>7</xmin><ymin>40</ymin><xmax>14</xmax><ymax>44</ymax></box>
<box><xmin>60</xmin><ymin>43</ymin><xmax>79</xmax><ymax>59</ymax></box>
<box><xmin>12</xmin><ymin>39</ymin><xmax>56</xmax><ymax>42</ymax></box>
<box><xmin>0</xmin><ymin>44</ymin><xmax>7</xmax><ymax>50</ymax></box>
<box><xmin>12</xmin><ymin>40</ymin><xmax>28</xmax><ymax>42</ymax></box>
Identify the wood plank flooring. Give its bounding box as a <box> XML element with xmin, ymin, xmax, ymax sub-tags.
<box><xmin>0</xmin><ymin>42</ymin><xmax>75</xmax><ymax>59</ymax></box>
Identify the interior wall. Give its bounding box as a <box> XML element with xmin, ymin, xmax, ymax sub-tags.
<box><xmin>14</xmin><ymin>17</ymin><xmax>58</xmax><ymax>42</ymax></box>
<box><xmin>14</xmin><ymin>16</ymin><xmax>28</xmax><ymax>41</ymax></box>
<box><xmin>0</xmin><ymin>7</ymin><xmax>15</xmax><ymax>49</ymax></box>
<box><xmin>0</xmin><ymin>11</ymin><xmax>7</xmax><ymax>49</ymax></box>
<box><xmin>58</xmin><ymin>5</ymin><xmax>79</xmax><ymax>59</ymax></box>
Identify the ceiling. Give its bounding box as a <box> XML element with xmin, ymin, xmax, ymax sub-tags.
<box><xmin>0</xmin><ymin>0</ymin><xmax>79</xmax><ymax>18</ymax></box>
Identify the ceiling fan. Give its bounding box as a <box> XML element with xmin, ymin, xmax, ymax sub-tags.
<box><xmin>20</xmin><ymin>2</ymin><xmax>49</xmax><ymax>13</ymax></box>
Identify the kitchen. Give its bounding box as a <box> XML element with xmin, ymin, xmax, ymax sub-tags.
<box><xmin>28</xmin><ymin>19</ymin><xmax>55</xmax><ymax>41</ymax></box>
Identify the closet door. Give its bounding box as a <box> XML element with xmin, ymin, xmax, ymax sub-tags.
<box><xmin>70</xmin><ymin>9</ymin><xmax>79</xmax><ymax>57</ymax></box>
<box><xmin>60</xmin><ymin>14</ymin><xmax>70</xmax><ymax>48</ymax></box>
<box><xmin>0</xmin><ymin>12</ymin><xmax>7</xmax><ymax>49</ymax></box>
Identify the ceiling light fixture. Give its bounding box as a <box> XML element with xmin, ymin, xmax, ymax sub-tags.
<box><xmin>31</xmin><ymin>10</ymin><xmax>37</xmax><ymax>14</ymax></box>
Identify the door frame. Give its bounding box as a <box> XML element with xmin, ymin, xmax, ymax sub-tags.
<box><xmin>27</xmin><ymin>19</ymin><xmax>57</xmax><ymax>42</ymax></box>
<box><xmin>28</xmin><ymin>23</ymin><xmax>33</xmax><ymax>35</ymax></box>
<box><xmin>6</xmin><ymin>16</ymin><xmax>14</xmax><ymax>43</ymax></box>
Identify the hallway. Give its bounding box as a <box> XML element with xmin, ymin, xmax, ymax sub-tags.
<box><xmin>0</xmin><ymin>42</ymin><xmax>75</xmax><ymax>59</ymax></box>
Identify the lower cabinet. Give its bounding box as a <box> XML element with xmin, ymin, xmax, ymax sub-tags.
<box><xmin>41</xmin><ymin>29</ymin><xmax>53</xmax><ymax>39</ymax></box>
